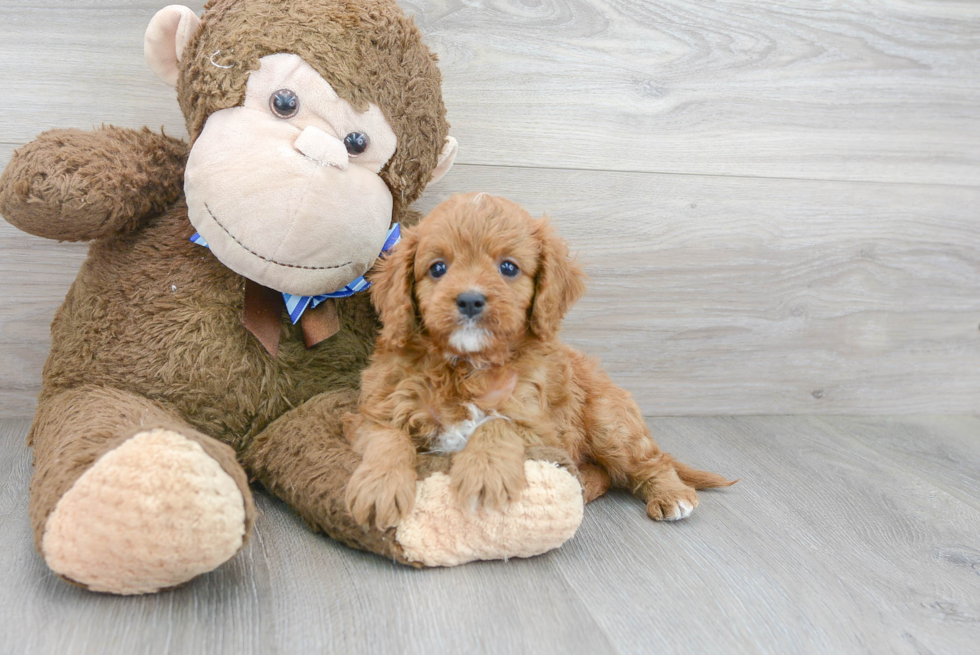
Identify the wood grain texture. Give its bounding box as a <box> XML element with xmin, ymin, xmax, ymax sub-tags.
<box><xmin>557</xmin><ymin>415</ymin><xmax>980</xmax><ymax>654</ymax></box>
<box><xmin>1</xmin><ymin>0</ymin><xmax>979</xmax><ymax>416</ymax></box>
<box><xmin>417</xmin><ymin>167</ymin><xmax>980</xmax><ymax>415</ymax></box>
<box><xmin>814</xmin><ymin>415</ymin><xmax>980</xmax><ymax>511</ymax></box>
<box><xmin>5</xmin><ymin>160</ymin><xmax>976</xmax><ymax>416</ymax></box>
<box><xmin>2</xmin><ymin>0</ymin><xmax>978</xmax><ymax>184</ymax></box>
<box><xmin>2</xmin><ymin>416</ymin><xmax>979</xmax><ymax>654</ymax></box>
<box><xmin>0</xmin><ymin>1</ymin><xmax>196</xmax><ymax>147</ymax></box>
<box><xmin>418</xmin><ymin>0</ymin><xmax>980</xmax><ymax>185</ymax></box>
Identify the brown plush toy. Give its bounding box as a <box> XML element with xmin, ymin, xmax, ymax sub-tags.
<box><xmin>0</xmin><ymin>0</ymin><xmax>584</xmax><ymax>595</ymax></box>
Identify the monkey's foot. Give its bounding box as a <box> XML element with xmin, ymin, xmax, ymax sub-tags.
<box><xmin>42</xmin><ymin>429</ymin><xmax>248</xmax><ymax>594</ymax></box>
<box><xmin>394</xmin><ymin>460</ymin><xmax>584</xmax><ymax>566</ymax></box>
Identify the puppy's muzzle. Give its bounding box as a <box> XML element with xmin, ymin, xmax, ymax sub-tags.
<box><xmin>456</xmin><ymin>291</ymin><xmax>486</xmax><ymax>319</ymax></box>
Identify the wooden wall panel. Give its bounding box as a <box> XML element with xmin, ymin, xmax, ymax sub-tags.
<box><xmin>2</xmin><ymin>1</ymin><xmax>978</xmax><ymax>183</ymax></box>
<box><xmin>418</xmin><ymin>167</ymin><xmax>980</xmax><ymax>414</ymax></box>
<box><xmin>3</xmin><ymin>160</ymin><xmax>977</xmax><ymax>416</ymax></box>
<box><xmin>416</xmin><ymin>0</ymin><xmax>980</xmax><ymax>185</ymax></box>
<box><xmin>1</xmin><ymin>0</ymin><xmax>978</xmax><ymax>416</ymax></box>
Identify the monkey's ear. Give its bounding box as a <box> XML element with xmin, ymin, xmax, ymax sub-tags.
<box><xmin>145</xmin><ymin>5</ymin><xmax>202</xmax><ymax>87</ymax></box>
<box><xmin>428</xmin><ymin>137</ymin><xmax>458</xmax><ymax>185</ymax></box>
<box><xmin>370</xmin><ymin>229</ymin><xmax>420</xmax><ymax>351</ymax></box>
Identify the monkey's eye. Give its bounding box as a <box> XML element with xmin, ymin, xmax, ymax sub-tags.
<box><xmin>429</xmin><ymin>261</ymin><xmax>447</xmax><ymax>279</ymax></box>
<box><xmin>499</xmin><ymin>261</ymin><xmax>520</xmax><ymax>278</ymax></box>
<box><xmin>344</xmin><ymin>132</ymin><xmax>370</xmax><ymax>156</ymax></box>
<box><xmin>270</xmin><ymin>89</ymin><xmax>299</xmax><ymax>118</ymax></box>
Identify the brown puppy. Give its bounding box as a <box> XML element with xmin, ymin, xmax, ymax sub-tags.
<box><xmin>345</xmin><ymin>192</ymin><xmax>735</xmax><ymax>530</ymax></box>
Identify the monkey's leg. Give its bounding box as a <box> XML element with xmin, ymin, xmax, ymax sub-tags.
<box><xmin>30</xmin><ymin>386</ymin><xmax>255</xmax><ymax>594</ymax></box>
<box><xmin>242</xmin><ymin>390</ymin><xmax>584</xmax><ymax>567</ymax></box>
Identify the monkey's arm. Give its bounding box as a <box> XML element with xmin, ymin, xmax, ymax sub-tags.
<box><xmin>0</xmin><ymin>126</ymin><xmax>187</xmax><ymax>241</ymax></box>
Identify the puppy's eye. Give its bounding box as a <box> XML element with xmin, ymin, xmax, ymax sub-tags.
<box><xmin>499</xmin><ymin>260</ymin><xmax>520</xmax><ymax>278</ymax></box>
<box><xmin>429</xmin><ymin>261</ymin><xmax>448</xmax><ymax>279</ymax></box>
<box><xmin>344</xmin><ymin>132</ymin><xmax>370</xmax><ymax>156</ymax></box>
<box><xmin>270</xmin><ymin>89</ymin><xmax>299</xmax><ymax>118</ymax></box>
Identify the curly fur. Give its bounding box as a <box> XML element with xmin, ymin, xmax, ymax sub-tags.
<box><xmin>345</xmin><ymin>193</ymin><xmax>736</xmax><ymax>530</ymax></box>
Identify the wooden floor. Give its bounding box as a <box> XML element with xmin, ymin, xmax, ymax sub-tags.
<box><xmin>2</xmin><ymin>415</ymin><xmax>979</xmax><ymax>654</ymax></box>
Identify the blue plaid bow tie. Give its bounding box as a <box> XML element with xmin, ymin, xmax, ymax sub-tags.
<box><xmin>190</xmin><ymin>224</ymin><xmax>401</xmax><ymax>323</ymax></box>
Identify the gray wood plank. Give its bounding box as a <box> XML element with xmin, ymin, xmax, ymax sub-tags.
<box><xmin>2</xmin><ymin>1</ymin><xmax>978</xmax><ymax>185</ymax></box>
<box><xmin>3</xmin><ymin>416</ymin><xmax>980</xmax><ymax>654</ymax></box>
<box><xmin>252</xmin><ymin>494</ymin><xmax>613</xmax><ymax>655</ymax></box>
<box><xmin>416</xmin><ymin>167</ymin><xmax>980</xmax><ymax>415</ymax></box>
<box><xmin>0</xmin><ymin>174</ymin><xmax>88</xmax><ymax>417</ymax></box>
<box><xmin>6</xmin><ymin>159</ymin><xmax>977</xmax><ymax>416</ymax></box>
<box><xmin>553</xmin><ymin>416</ymin><xmax>980</xmax><ymax>654</ymax></box>
<box><xmin>420</xmin><ymin>0</ymin><xmax>980</xmax><ymax>185</ymax></box>
<box><xmin>0</xmin><ymin>1</ymin><xmax>195</xmax><ymax>146</ymax></box>
<box><xmin>816</xmin><ymin>415</ymin><xmax>980</xmax><ymax>512</ymax></box>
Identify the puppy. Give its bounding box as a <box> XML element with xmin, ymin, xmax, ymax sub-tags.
<box><xmin>345</xmin><ymin>192</ymin><xmax>735</xmax><ymax>530</ymax></box>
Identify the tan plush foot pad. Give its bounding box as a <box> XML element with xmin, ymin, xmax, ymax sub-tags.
<box><xmin>395</xmin><ymin>460</ymin><xmax>584</xmax><ymax>567</ymax></box>
<box><xmin>42</xmin><ymin>429</ymin><xmax>247</xmax><ymax>595</ymax></box>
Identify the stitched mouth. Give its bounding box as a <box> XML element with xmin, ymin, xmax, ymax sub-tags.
<box><xmin>204</xmin><ymin>203</ymin><xmax>353</xmax><ymax>271</ymax></box>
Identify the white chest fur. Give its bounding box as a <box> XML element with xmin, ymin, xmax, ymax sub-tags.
<box><xmin>431</xmin><ymin>403</ymin><xmax>509</xmax><ymax>454</ymax></box>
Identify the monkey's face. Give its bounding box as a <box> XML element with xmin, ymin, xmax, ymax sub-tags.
<box><xmin>184</xmin><ymin>54</ymin><xmax>398</xmax><ymax>296</ymax></box>
<box><xmin>145</xmin><ymin>3</ymin><xmax>458</xmax><ymax>296</ymax></box>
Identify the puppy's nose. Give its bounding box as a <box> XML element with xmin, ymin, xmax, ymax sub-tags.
<box><xmin>456</xmin><ymin>291</ymin><xmax>486</xmax><ymax>319</ymax></box>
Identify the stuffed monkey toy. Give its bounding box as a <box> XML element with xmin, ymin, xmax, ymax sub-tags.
<box><xmin>0</xmin><ymin>0</ymin><xmax>584</xmax><ymax>595</ymax></box>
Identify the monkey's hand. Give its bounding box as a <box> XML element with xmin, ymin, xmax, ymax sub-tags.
<box><xmin>0</xmin><ymin>126</ymin><xmax>187</xmax><ymax>241</ymax></box>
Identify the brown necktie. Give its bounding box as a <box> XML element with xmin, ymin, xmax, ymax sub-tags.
<box><xmin>242</xmin><ymin>279</ymin><xmax>340</xmax><ymax>357</ymax></box>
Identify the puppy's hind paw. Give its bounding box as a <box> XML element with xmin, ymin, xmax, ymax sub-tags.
<box><xmin>646</xmin><ymin>488</ymin><xmax>699</xmax><ymax>521</ymax></box>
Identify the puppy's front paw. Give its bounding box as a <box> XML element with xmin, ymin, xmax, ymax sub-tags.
<box><xmin>645</xmin><ymin>484</ymin><xmax>699</xmax><ymax>521</ymax></box>
<box><xmin>450</xmin><ymin>448</ymin><xmax>526</xmax><ymax>511</ymax></box>
<box><xmin>345</xmin><ymin>462</ymin><xmax>417</xmax><ymax>530</ymax></box>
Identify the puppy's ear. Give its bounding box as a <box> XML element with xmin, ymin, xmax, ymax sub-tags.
<box><xmin>370</xmin><ymin>228</ymin><xmax>419</xmax><ymax>350</ymax></box>
<box><xmin>529</xmin><ymin>217</ymin><xmax>587</xmax><ymax>340</ymax></box>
